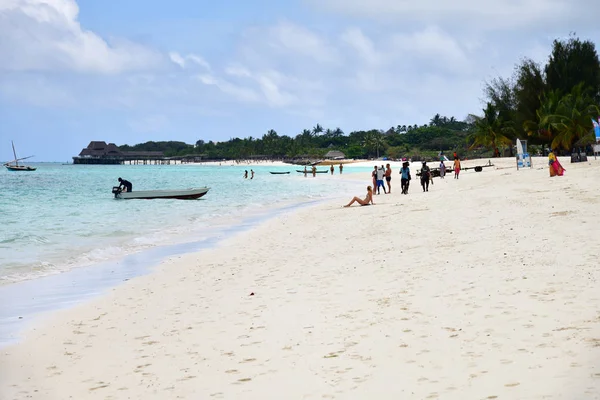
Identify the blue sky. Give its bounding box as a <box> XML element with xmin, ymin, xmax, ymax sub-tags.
<box><xmin>1</xmin><ymin>0</ymin><xmax>598</xmax><ymax>161</ymax></box>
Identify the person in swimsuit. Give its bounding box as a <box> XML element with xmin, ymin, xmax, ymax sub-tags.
<box><xmin>344</xmin><ymin>186</ymin><xmax>374</xmax><ymax>207</ymax></box>
<box><xmin>339</xmin><ymin>163</ymin><xmax>343</xmax><ymax>174</ymax></box>
<box><xmin>385</xmin><ymin>163</ymin><xmax>392</xmax><ymax>193</ymax></box>
<box><xmin>453</xmin><ymin>158</ymin><xmax>461</xmax><ymax>179</ymax></box>
<box><xmin>118</xmin><ymin>177</ymin><xmax>132</xmax><ymax>192</ymax></box>
<box><xmin>244</xmin><ymin>170</ymin><xmax>248</xmax><ymax>179</ymax></box>
<box><xmin>371</xmin><ymin>166</ymin><xmax>377</xmax><ymax>191</ymax></box>
<box><xmin>330</xmin><ymin>165</ymin><xmax>334</xmax><ymax>175</ymax></box>
<box><xmin>251</xmin><ymin>169</ymin><xmax>254</xmax><ymax>179</ymax></box>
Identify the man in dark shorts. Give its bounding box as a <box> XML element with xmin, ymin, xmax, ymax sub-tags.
<box><xmin>385</xmin><ymin>163</ymin><xmax>392</xmax><ymax>193</ymax></box>
<box><xmin>118</xmin><ymin>177</ymin><xmax>132</xmax><ymax>192</ymax></box>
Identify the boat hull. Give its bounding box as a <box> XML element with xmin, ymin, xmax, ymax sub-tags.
<box><xmin>4</xmin><ymin>165</ymin><xmax>36</xmax><ymax>171</ymax></box>
<box><xmin>269</xmin><ymin>172</ymin><xmax>290</xmax><ymax>174</ymax></box>
<box><xmin>115</xmin><ymin>187</ymin><xmax>209</xmax><ymax>200</ymax></box>
<box><xmin>296</xmin><ymin>170</ymin><xmax>328</xmax><ymax>174</ymax></box>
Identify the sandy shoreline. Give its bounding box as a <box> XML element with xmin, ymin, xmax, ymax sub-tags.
<box><xmin>2</xmin><ymin>157</ymin><xmax>600</xmax><ymax>399</ymax></box>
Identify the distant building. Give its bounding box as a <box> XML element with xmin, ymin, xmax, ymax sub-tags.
<box><xmin>73</xmin><ymin>141</ymin><xmax>165</xmax><ymax>164</ymax></box>
<box><xmin>324</xmin><ymin>150</ymin><xmax>346</xmax><ymax>160</ymax></box>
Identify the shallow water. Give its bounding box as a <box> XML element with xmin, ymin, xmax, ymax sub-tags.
<box><xmin>0</xmin><ymin>163</ymin><xmax>366</xmax><ymax>284</ymax></box>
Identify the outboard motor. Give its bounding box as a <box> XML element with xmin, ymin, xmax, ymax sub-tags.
<box><xmin>112</xmin><ymin>186</ymin><xmax>122</xmax><ymax>198</ymax></box>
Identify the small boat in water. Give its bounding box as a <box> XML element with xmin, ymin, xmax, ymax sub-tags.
<box><xmin>269</xmin><ymin>171</ymin><xmax>290</xmax><ymax>175</ymax></box>
<box><xmin>112</xmin><ymin>187</ymin><xmax>209</xmax><ymax>200</ymax></box>
<box><xmin>296</xmin><ymin>170</ymin><xmax>328</xmax><ymax>174</ymax></box>
<box><xmin>4</xmin><ymin>141</ymin><xmax>36</xmax><ymax>171</ymax></box>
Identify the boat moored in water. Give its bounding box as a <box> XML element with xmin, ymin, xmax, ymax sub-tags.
<box><xmin>4</xmin><ymin>141</ymin><xmax>36</xmax><ymax>171</ymax></box>
<box><xmin>112</xmin><ymin>187</ymin><xmax>210</xmax><ymax>200</ymax></box>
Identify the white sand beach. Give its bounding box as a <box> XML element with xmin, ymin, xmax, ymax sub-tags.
<box><xmin>2</xmin><ymin>157</ymin><xmax>600</xmax><ymax>399</ymax></box>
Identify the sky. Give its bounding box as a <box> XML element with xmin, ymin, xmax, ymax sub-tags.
<box><xmin>1</xmin><ymin>0</ymin><xmax>599</xmax><ymax>161</ymax></box>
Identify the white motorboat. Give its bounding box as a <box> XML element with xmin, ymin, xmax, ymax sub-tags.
<box><xmin>112</xmin><ymin>187</ymin><xmax>209</xmax><ymax>200</ymax></box>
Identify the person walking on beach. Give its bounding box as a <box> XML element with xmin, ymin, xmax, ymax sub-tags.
<box><xmin>250</xmin><ymin>169</ymin><xmax>255</xmax><ymax>179</ymax></box>
<box><xmin>330</xmin><ymin>165</ymin><xmax>335</xmax><ymax>175</ymax></box>
<box><xmin>244</xmin><ymin>170</ymin><xmax>248</xmax><ymax>179</ymax></box>
<box><xmin>117</xmin><ymin>177</ymin><xmax>132</xmax><ymax>192</ymax></box>
<box><xmin>344</xmin><ymin>186</ymin><xmax>374</xmax><ymax>207</ymax></box>
<box><xmin>400</xmin><ymin>162</ymin><xmax>410</xmax><ymax>194</ymax></box>
<box><xmin>376</xmin><ymin>165</ymin><xmax>387</xmax><ymax>194</ymax></box>
<box><xmin>439</xmin><ymin>160</ymin><xmax>446</xmax><ymax>179</ymax></box>
<box><xmin>339</xmin><ymin>163</ymin><xmax>343</xmax><ymax>174</ymax></box>
<box><xmin>385</xmin><ymin>163</ymin><xmax>392</xmax><ymax>193</ymax></box>
<box><xmin>420</xmin><ymin>162</ymin><xmax>431</xmax><ymax>192</ymax></box>
<box><xmin>453</xmin><ymin>158</ymin><xmax>461</xmax><ymax>179</ymax></box>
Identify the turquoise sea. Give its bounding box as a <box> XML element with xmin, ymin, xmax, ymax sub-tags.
<box><xmin>0</xmin><ymin>163</ymin><xmax>366</xmax><ymax>286</ymax></box>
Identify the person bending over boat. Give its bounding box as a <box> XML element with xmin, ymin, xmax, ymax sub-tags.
<box><xmin>118</xmin><ymin>177</ymin><xmax>132</xmax><ymax>192</ymax></box>
<box><xmin>344</xmin><ymin>186</ymin><xmax>374</xmax><ymax>207</ymax></box>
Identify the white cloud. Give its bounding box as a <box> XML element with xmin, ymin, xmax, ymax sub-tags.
<box><xmin>306</xmin><ymin>0</ymin><xmax>592</xmax><ymax>30</ymax></box>
<box><xmin>195</xmin><ymin>74</ymin><xmax>261</xmax><ymax>103</ymax></box>
<box><xmin>341</xmin><ymin>28</ymin><xmax>384</xmax><ymax>66</ymax></box>
<box><xmin>0</xmin><ymin>0</ymin><xmax>162</xmax><ymax>74</ymax></box>
<box><xmin>169</xmin><ymin>52</ymin><xmax>211</xmax><ymax>70</ymax></box>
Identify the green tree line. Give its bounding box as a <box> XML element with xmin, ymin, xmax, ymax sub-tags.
<box><xmin>120</xmin><ymin>35</ymin><xmax>600</xmax><ymax>160</ymax></box>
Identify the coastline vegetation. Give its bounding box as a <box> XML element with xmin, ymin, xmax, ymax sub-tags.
<box><xmin>120</xmin><ymin>35</ymin><xmax>600</xmax><ymax>161</ymax></box>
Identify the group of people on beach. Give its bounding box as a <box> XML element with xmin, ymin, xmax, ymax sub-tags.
<box><xmin>344</xmin><ymin>154</ymin><xmax>463</xmax><ymax>207</ymax></box>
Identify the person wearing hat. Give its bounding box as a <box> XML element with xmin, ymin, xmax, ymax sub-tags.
<box><xmin>117</xmin><ymin>177</ymin><xmax>132</xmax><ymax>192</ymax></box>
<box><xmin>420</xmin><ymin>161</ymin><xmax>431</xmax><ymax>192</ymax></box>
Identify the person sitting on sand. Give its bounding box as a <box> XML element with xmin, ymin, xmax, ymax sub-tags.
<box><xmin>344</xmin><ymin>186</ymin><xmax>374</xmax><ymax>207</ymax></box>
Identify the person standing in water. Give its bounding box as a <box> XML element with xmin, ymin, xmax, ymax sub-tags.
<box><xmin>399</xmin><ymin>162</ymin><xmax>410</xmax><ymax>194</ymax></box>
<box><xmin>385</xmin><ymin>163</ymin><xmax>392</xmax><ymax>193</ymax></box>
<box><xmin>330</xmin><ymin>164</ymin><xmax>335</xmax><ymax>175</ymax></box>
<box><xmin>312</xmin><ymin>165</ymin><xmax>316</xmax><ymax>177</ymax></box>
<box><xmin>339</xmin><ymin>163</ymin><xmax>343</xmax><ymax>174</ymax></box>
<box><xmin>250</xmin><ymin>169</ymin><xmax>255</xmax><ymax>179</ymax></box>
<box><xmin>244</xmin><ymin>170</ymin><xmax>248</xmax><ymax>179</ymax></box>
<box><xmin>453</xmin><ymin>157</ymin><xmax>461</xmax><ymax>179</ymax></box>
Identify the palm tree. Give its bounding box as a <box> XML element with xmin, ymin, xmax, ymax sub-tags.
<box><xmin>550</xmin><ymin>84</ymin><xmax>600</xmax><ymax>150</ymax></box>
<box><xmin>332</xmin><ymin>127</ymin><xmax>344</xmax><ymax>137</ymax></box>
<box><xmin>468</xmin><ymin>103</ymin><xmax>514</xmax><ymax>152</ymax></box>
<box><xmin>528</xmin><ymin>84</ymin><xmax>600</xmax><ymax>150</ymax></box>
<box><xmin>373</xmin><ymin>132</ymin><xmax>386</xmax><ymax>158</ymax></box>
<box><xmin>312</xmin><ymin>124</ymin><xmax>323</xmax><ymax>136</ymax></box>
<box><xmin>524</xmin><ymin>90</ymin><xmax>561</xmax><ymax>147</ymax></box>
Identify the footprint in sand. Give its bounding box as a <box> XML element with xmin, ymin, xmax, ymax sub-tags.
<box><xmin>505</xmin><ymin>382</ymin><xmax>520</xmax><ymax>387</ymax></box>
